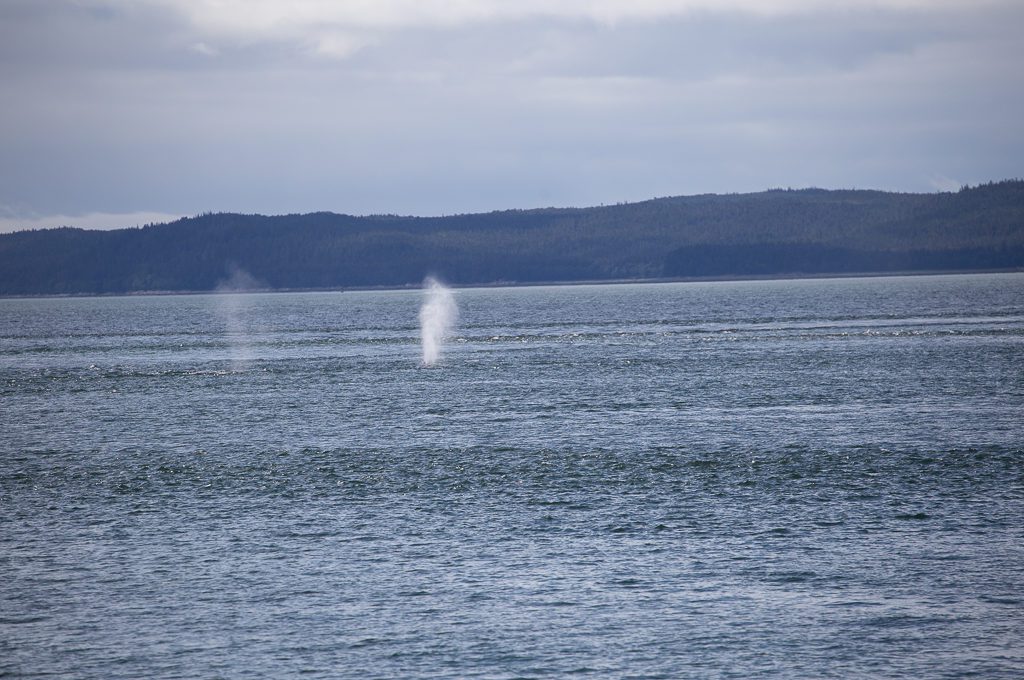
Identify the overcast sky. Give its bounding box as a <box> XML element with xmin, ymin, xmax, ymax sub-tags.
<box><xmin>1</xmin><ymin>0</ymin><xmax>1022</xmax><ymax>232</ymax></box>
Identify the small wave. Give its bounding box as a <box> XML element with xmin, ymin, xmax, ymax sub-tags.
<box><xmin>894</xmin><ymin>512</ymin><xmax>931</xmax><ymax>520</ymax></box>
<box><xmin>0</xmin><ymin>616</ymin><xmax>48</xmax><ymax>625</ymax></box>
<box><xmin>764</xmin><ymin>570</ymin><xmax>817</xmax><ymax>584</ymax></box>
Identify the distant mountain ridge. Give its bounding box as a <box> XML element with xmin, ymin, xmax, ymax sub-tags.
<box><xmin>2</xmin><ymin>181</ymin><xmax>1023</xmax><ymax>295</ymax></box>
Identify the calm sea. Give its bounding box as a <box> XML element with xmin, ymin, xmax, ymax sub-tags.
<box><xmin>2</xmin><ymin>274</ymin><xmax>1023</xmax><ymax>678</ymax></box>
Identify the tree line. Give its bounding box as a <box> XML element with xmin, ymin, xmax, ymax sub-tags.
<box><xmin>1</xmin><ymin>181</ymin><xmax>1022</xmax><ymax>295</ymax></box>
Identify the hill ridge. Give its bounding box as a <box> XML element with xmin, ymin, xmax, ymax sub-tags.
<box><xmin>2</xmin><ymin>181</ymin><xmax>1022</xmax><ymax>295</ymax></box>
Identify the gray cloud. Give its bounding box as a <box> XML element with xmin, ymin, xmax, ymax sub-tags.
<box><xmin>0</xmin><ymin>0</ymin><xmax>1021</xmax><ymax>229</ymax></box>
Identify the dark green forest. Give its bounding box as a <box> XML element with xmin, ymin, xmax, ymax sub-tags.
<box><xmin>2</xmin><ymin>181</ymin><xmax>1023</xmax><ymax>295</ymax></box>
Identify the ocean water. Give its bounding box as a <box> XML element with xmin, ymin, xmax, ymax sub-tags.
<box><xmin>1</xmin><ymin>273</ymin><xmax>1023</xmax><ymax>678</ymax></box>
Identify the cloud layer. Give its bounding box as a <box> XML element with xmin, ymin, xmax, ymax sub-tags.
<box><xmin>0</xmin><ymin>0</ymin><xmax>1021</xmax><ymax>229</ymax></box>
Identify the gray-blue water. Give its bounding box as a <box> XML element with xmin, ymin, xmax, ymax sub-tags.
<box><xmin>2</xmin><ymin>274</ymin><xmax>1023</xmax><ymax>678</ymax></box>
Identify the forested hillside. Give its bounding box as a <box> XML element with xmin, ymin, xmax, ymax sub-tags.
<box><xmin>2</xmin><ymin>181</ymin><xmax>1022</xmax><ymax>295</ymax></box>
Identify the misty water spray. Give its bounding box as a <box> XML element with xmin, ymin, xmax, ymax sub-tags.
<box><xmin>419</xmin><ymin>277</ymin><xmax>458</xmax><ymax>366</ymax></box>
<box><xmin>216</xmin><ymin>266</ymin><xmax>263</xmax><ymax>372</ymax></box>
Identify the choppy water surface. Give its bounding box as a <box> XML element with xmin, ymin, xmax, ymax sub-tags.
<box><xmin>2</xmin><ymin>274</ymin><xmax>1023</xmax><ymax>678</ymax></box>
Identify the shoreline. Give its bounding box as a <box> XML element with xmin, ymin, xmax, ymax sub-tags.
<box><xmin>1</xmin><ymin>267</ymin><xmax>1022</xmax><ymax>300</ymax></box>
